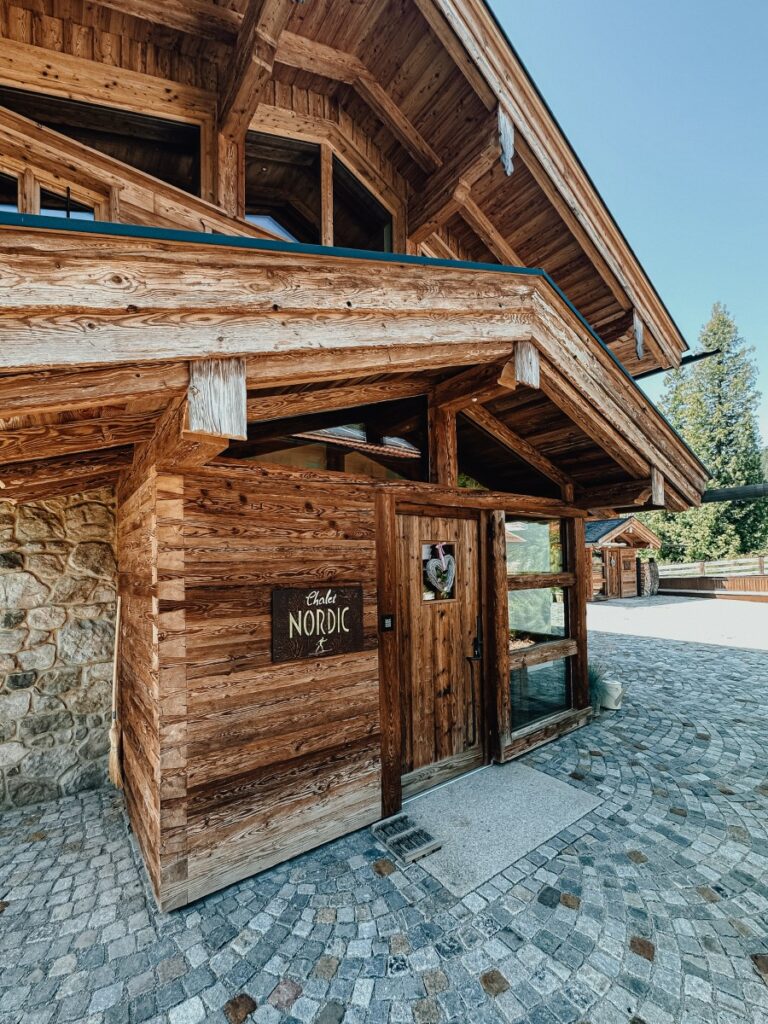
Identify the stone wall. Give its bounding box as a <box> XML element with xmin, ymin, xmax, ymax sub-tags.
<box><xmin>0</xmin><ymin>486</ymin><xmax>117</xmax><ymax>808</ymax></box>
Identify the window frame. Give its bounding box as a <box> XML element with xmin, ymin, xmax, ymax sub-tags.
<box><xmin>504</xmin><ymin>514</ymin><xmax>579</xmax><ymax>734</ymax></box>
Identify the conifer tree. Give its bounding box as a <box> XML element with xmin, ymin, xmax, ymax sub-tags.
<box><xmin>642</xmin><ymin>304</ymin><xmax>767</xmax><ymax>560</ymax></box>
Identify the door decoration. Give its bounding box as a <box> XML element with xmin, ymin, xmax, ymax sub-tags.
<box><xmin>422</xmin><ymin>542</ymin><xmax>456</xmax><ymax>601</ymax></box>
<box><xmin>272</xmin><ymin>586</ymin><xmax>364</xmax><ymax>662</ymax></box>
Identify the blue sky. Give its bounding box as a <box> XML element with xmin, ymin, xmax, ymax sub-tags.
<box><xmin>492</xmin><ymin>0</ymin><xmax>768</xmax><ymax>443</ymax></box>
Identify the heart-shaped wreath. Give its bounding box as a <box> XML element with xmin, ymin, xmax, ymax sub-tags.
<box><xmin>425</xmin><ymin>552</ymin><xmax>456</xmax><ymax>596</ymax></box>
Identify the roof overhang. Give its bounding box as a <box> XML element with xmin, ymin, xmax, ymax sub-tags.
<box><xmin>0</xmin><ymin>214</ymin><xmax>709</xmax><ymax>509</ymax></box>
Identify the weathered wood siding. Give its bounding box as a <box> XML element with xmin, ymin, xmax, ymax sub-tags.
<box><xmin>159</xmin><ymin>464</ymin><xmax>382</xmax><ymax>908</ymax></box>
<box><xmin>117</xmin><ymin>469</ymin><xmax>160</xmax><ymax>894</ymax></box>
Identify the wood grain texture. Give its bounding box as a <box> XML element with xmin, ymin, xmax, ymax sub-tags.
<box><xmin>397</xmin><ymin>513</ymin><xmax>483</xmax><ymax>780</ymax></box>
<box><xmin>155</xmin><ymin>464</ymin><xmax>382</xmax><ymax>907</ymax></box>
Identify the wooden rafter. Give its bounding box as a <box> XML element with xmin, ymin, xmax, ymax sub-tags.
<box><xmin>462</xmin><ymin>403</ymin><xmax>573</xmax><ymax>493</ymax></box>
<box><xmin>218</xmin><ymin>0</ymin><xmax>295</xmax><ymax>142</ymax></box>
<box><xmin>246</xmin><ymin>377</ymin><xmax>432</xmax><ymax>424</ymax></box>
<box><xmin>575</xmin><ymin>479</ymin><xmax>654</xmax><ymax>510</ymax></box>
<box><xmin>0</xmin><ymin>363</ymin><xmax>188</xmax><ymax>422</ymax></box>
<box><xmin>275</xmin><ymin>33</ymin><xmax>441</xmax><ymax>173</ymax></box>
<box><xmin>0</xmin><ymin>448</ymin><xmax>132</xmax><ymax>503</ymax></box>
<box><xmin>431</xmin><ymin>362</ymin><xmax>510</xmax><ymax>413</ymax></box>
<box><xmin>408</xmin><ymin>113</ymin><xmax>500</xmax><ymax>243</ymax></box>
<box><xmin>83</xmin><ymin>0</ymin><xmax>240</xmax><ymax>42</ymax></box>
<box><xmin>460</xmin><ymin>196</ymin><xmax>523</xmax><ymax>265</ymax></box>
<box><xmin>427</xmin><ymin>0</ymin><xmax>686</xmax><ymax>366</ymax></box>
<box><xmin>0</xmin><ymin>410</ymin><xmax>157</xmax><ymax>467</ymax></box>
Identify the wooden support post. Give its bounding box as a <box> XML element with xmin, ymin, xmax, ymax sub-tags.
<box><xmin>428</xmin><ymin>404</ymin><xmax>458</xmax><ymax>486</ymax></box>
<box><xmin>19</xmin><ymin>168</ymin><xmax>39</xmax><ymax>214</ymax></box>
<box><xmin>375</xmin><ymin>489</ymin><xmax>401</xmax><ymax>817</ymax></box>
<box><xmin>215</xmin><ymin>134</ymin><xmax>245</xmax><ymax>219</ymax></box>
<box><xmin>651</xmin><ymin>467</ymin><xmax>665</xmax><ymax>507</ymax></box>
<box><xmin>487</xmin><ymin>510</ymin><xmax>510</xmax><ymax>757</ymax></box>
<box><xmin>566</xmin><ymin>516</ymin><xmax>589</xmax><ymax>711</ymax></box>
<box><xmin>107</xmin><ymin>186</ymin><xmax>121</xmax><ymax>223</ymax></box>
<box><xmin>497</xmin><ymin>340</ymin><xmax>540</xmax><ymax>390</ymax></box>
<box><xmin>320</xmin><ymin>143</ymin><xmax>334</xmax><ymax>247</ymax></box>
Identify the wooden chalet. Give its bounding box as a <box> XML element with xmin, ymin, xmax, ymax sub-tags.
<box><xmin>586</xmin><ymin>517</ymin><xmax>661</xmax><ymax>600</ymax></box>
<box><xmin>0</xmin><ymin>0</ymin><xmax>710</xmax><ymax>909</ymax></box>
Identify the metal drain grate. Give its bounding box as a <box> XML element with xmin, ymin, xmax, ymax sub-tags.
<box><xmin>373</xmin><ymin>814</ymin><xmax>442</xmax><ymax>864</ymax></box>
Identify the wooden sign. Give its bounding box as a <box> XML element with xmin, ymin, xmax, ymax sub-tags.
<box><xmin>272</xmin><ymin>586</ymin><xmax>364</xmax><ymax>663</ymax></box>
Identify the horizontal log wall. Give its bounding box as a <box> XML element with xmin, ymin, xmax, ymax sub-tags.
<box><xmin>157</xmin><ymin>465</ymin><xmax>382</xmax><ymax>909</ymax></box>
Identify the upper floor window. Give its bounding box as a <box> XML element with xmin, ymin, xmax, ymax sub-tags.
<box><xmin>245</xmin><ymin>131</ymin><xmax>393</xmax><ymax>252</ymax></box>
<box><xmin>245</xmin><ymin>133</ymin><xmax>322</xmax><ymax>243</ymax></box>
<box><xmin>39</xmin><ymin>186</ymin><xmax>94</xmax><ymax>221</ymax></box>
<box><xmin>0</xmin><ymin>172</ymin><xmax>17</xmax><ymax>213</ymax></box>
<box><xmin>0</xmin><ymin>86</ymin><xmax>201</xmax><ymax>196</ymax></box>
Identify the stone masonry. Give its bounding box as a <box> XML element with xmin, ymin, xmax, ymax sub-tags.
<box><xmin>0</xmin><ymin>486</ymin><xmax>117</xmax><ymax>809</ymax></box>
<box><xmin>2</xmin><ymin>603</ymin><xmax>768</xmax><ymax>1024</ymax></box>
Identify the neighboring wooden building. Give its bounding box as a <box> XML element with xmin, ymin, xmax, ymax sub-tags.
<box><xmin>586</xmin><ymin>517</ymin><xmax>661</xmax><ymax>600</ymax></box>
<box><xmin>0</xmin><ymin>0</ymin><xmax>709</xmax><ymax>908</ymax></box>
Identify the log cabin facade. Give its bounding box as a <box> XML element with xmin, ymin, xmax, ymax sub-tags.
<box><xmin>586</xmin><ymin>517</ymin><xmax>661</xmax><ymax>601</ymax></box>
<box><xmin>0</xmin><ymin>0</ymin><xmax>709</xmax><ymax>909</ymax></box>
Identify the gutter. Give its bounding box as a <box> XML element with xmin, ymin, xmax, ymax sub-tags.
<box><xmin>634</xmin><ymin>349</ymin><xmax>720</xmax><ymax>382</ymax></box>
<box><xmin>0</xmin><ymin>210</ymin><xmax>710</xmax><ymax>480</ymax></box>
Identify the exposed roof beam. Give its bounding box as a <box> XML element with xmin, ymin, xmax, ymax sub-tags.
<box><xmin>219</xmin><ymin>0</ymin><xmax>295</xmax><ymax>142</ymax></box>
<box><xmin>83</xmin><ymin>0</ymin><xmax>240</xmax><ymax>43</ymax></box>
<box><xmin>460</xmin><ymin>196</ymin><xmax>523</xmax><ymax>265</ymax></box>
<box><xmin>247</xmin><ymin>377</ymin><xmax>431</xmax><ymax>424</ymax></box>
<box><xmin>575</xmin><ymin>479</ymin><xmax>654</xmax><ymax>510</ymax></box>
<box><xmin>408</xmin><ymin>113</ymin><xmax>500</xmax><ymax>242</ymax></box>
<box><xmin>0</xmin><ymin>410</ymin><xmax>156</xmax><ymax>466</ymax></box>
<box><xmin>431</xmin><ymin>362</ymin><xmax>509</xmax><ymax>413</ymax></box>
<box><xmin>514</xmin><ymin>136</ymin><xmax>631</xmax><ymax>315</ymax></box>
<box><xmin>0</xmin><ymin>448</ymin><xmax>132</xmax><ymax>503</ymax></box>
<box><xmin>463</xmin><ymin>402</ymin><xmax>573</xmax><ymax>492</ymax></box>
<box><xmin>275</xmin><ymin>32</ymin><xmax>441</xmax><ymax>173</ymax></box>
<box><xmin>0</xmin><ymin>363</ymin><xmax>188</xmax><ymax>422</ymax></box>
<box><xmin>411</xmin><ymin>0</ymin><xmax>496</xmax><ymax>110</ymax></box>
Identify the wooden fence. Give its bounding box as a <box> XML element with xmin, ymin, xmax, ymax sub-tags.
<box><xmin>658</xmin><ymin>555</ymin><xmax>767</xmax><ymax>578</ymax></box>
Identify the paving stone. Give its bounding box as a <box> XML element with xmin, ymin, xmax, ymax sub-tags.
<box><xmin>479</xmin><ymin>969</ymin><xmax>509</xmax><ymax>997</ymax></box>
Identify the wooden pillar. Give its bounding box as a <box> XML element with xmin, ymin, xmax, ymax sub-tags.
<box><xmin>487</xmin><ymin>510</ymin><xmax>510</xmax><ymax>758</ymax></box>
<box><xmin>215</xmin><ymin>134</ymin><xmax>245</xmax><ymax>219</ymax></box>
<box><xmin>428</xmin><ymin>403</ymin><xmax>457</xmax><ymax>486</ymax></box>
<box><xmin>18</xmin><ymin>169</ymin><xmax>39</xmax><ymax>214</ymax></box>
<box><xmin>375</xmin><ymin>489</ymin><xmax>401</xmax><ymax>817</ymax></box>
<box><xmin>567</xmin><ymin>516</ymin><xmax>589</xmax><ymax>710</ymax></box>
<box><xmin>320</xmin><ymin>143</ymin><xmax>333</xmax><ymax>246</ymax></box>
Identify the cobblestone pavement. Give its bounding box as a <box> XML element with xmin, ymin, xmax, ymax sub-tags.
<box><xmin>3</xmin><ymin>621</ymin><xmax>768</xmax><ymax>1024</ymax></box>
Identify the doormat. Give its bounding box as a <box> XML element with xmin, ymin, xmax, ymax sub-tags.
<box><xmin>403</xmin><ymin>762</ymin><xmax>602</xmax><ymax>896</ymax></box>
<box><xmin>372</xmin><ymin>813</ymin><xmax>442</xmax><ymax>863</ymax></box>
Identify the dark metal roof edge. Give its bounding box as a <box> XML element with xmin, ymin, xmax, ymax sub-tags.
<box><xmin>0</xmin><ymin>211</ymin><xmax>709</xmax><ymax>479</ymax></box>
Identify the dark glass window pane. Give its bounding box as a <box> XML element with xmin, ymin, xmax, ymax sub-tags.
<box><xmin>505</xmin><ymin>518</ymin><xmax>563</xmax><ymax>574</ymax></box>
<box><xmin>332</xmin><ymin>156</ymin><xmax>392</xmax><ymax>252</ymax></box>
<box><xmin>39</xmin><ymin>187</ymin><xmax>94</xmax><ymax>221</ymax></box>
<box><xmin>0</xmin><ymin>86</ymin><xmax>200</xmax><ymax>195</ymax></box>
<box><xmin>510</xmin><ymin>658</ymin><xmax>570</xmax><ymax>731</ymax></box>
<box><xmin>245</xmin><ymin>132</ymin><xmax>321</xmax><ymax>244</ymax></box>
<box><xmin>0</xmin><ymin>171</ymin><xmax>17</xmax><ymax>212</ymax></box>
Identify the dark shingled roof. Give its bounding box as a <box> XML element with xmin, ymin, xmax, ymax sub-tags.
<box><xmin>584</xmin><ymin>518</ymin><xmax>628</xmax><ymax>545</ymax></box>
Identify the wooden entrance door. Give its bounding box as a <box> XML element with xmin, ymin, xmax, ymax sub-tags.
<box><xmin>396</xmin><ymin>514</ymin><xmax>484</xmax><ymax>797</ymax></box>
<box><xmin>620</xmin><ymin>552</ymin><xmax>638</xmax><ymax>597</ymax></box>
<box><xmin>605</xmin><ymin>547</ymin><xmax>621</xmax><ymax>598</ymax></box>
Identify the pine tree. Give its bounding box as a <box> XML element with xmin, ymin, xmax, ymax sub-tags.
<box><xmin>641</xmin><ymin>304</ymin><xmax>767</xmax><ymax>560</ymax></box>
